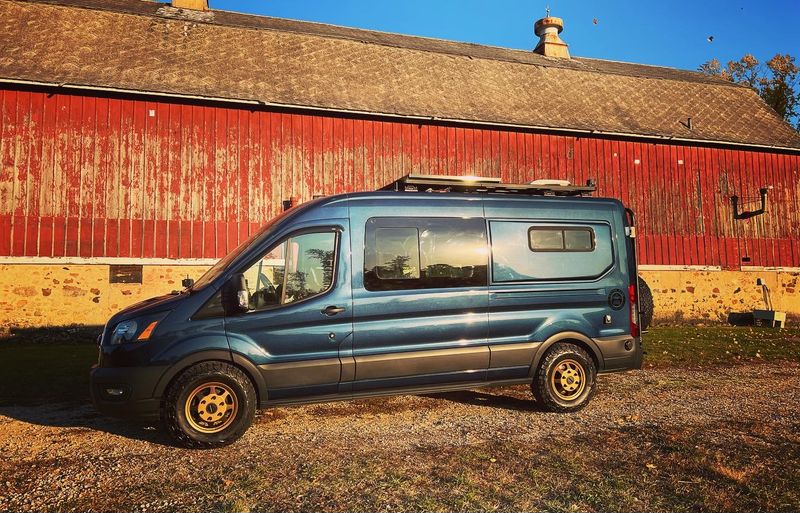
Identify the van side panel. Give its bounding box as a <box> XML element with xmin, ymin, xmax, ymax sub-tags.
<box><xmin>484</xmin><ymin>197</ymin><xmax>636</xmax><ymax>375</ymax></box>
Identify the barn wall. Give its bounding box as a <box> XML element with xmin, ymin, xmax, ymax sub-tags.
<box><xmin>1</xmin><ymin>87</ymin><xmax>799</xmax><ymax>329</ymax></box>
<box><xmin>2</xmin><ymin>88</ymin><xmax>799</xmax><ymax>268</ymax></box>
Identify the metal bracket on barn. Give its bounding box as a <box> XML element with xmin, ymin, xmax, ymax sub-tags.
<box><xmin>731</xmin><ymin>186</ymin><xmax>770</xmax><ymax>220</ymax></box>
<box><xmin>383</xmin><ymin>174</ymin><xmax>597</xmax><ymax>197</ymax></box>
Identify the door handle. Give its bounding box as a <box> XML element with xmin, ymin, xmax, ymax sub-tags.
<box><xmin>321</xmin><ymin>305</ymin><xmax>346</xmax><ymax>316</ymax></box>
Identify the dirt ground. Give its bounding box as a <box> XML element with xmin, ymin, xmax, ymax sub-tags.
<box><xmin>1</xmin><ymin>362</ymin><xmax>798</xmax><ymax>512</ymax></box>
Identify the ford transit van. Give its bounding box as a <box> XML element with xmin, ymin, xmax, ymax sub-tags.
<box><xmin>91</xmin><ymin>175</ymin><xmax>643</xmax><ymax>448</ymax></box>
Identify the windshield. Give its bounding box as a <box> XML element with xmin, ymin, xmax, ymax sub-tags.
<box><xmin>190</xmin><ymin>209</ymin><xmax>294</xmax><ymax>290</ymax></box>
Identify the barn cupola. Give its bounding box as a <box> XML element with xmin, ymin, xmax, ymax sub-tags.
<box><xmin>533</xmin><ymin>11</ymin><xmax>570</xmax><ymax>59</ymax></box>
<box><xmin>171</xmin><ymin>0</ymin><xmax>208</xmax><ymax>10</ymax></box>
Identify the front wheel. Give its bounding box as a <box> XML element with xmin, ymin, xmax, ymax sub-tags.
<box><xmin>162</xmin><ymin>361</ymin><xmax>256</xmax><ymax>449</ymax></box>
<box><xmin>532</xmin><ymin>343</ymin><xmax>597</xmax><ymax>412</ymax></box>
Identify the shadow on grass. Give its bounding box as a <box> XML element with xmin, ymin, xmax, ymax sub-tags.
<box><xmin>0</xmin><ymin>325</ymin><xmax>179</xmax><ymax>447</ymax></box>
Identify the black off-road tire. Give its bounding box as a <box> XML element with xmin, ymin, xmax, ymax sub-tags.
<box><xmin>638</xmin><ymin>275</ymin><xmax>654</xmax><ymax>331</ymax></box>
<box><xmin>532</xmin><ymin>343</ymin><xmax>597</xmax><ymax>412</ymax></box>
<box><xmin>162</xmin><ymin>361</ymin><xmax>256</xmax><ymax>449</ymax></box>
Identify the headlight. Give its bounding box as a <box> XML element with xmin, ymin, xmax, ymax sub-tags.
<box><xmin>109</xmin><ymin>320</ymin><xmax>138</xmax><ymax>345</ymax></box>
<box><xmin>108</xmin><ymin>313</ymin><xmax>168</xmax><ymax>345</ymax></box>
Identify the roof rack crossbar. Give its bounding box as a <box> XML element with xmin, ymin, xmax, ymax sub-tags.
<box><xmin>381</xmin><ymin>174</ymin><xmax>597</xmax><ymax>197</ymax></box>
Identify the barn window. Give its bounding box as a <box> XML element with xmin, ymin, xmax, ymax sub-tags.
<box><xmin>109</xmin><ymin>265</ymin><xmax>143</xmax><ymax>284</ymax></box>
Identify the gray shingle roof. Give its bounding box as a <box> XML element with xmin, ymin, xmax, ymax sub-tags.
<box><xmin>2</xmin><ymin>0</ymin><xmax>799</xmax><ymax>150</ymax></box>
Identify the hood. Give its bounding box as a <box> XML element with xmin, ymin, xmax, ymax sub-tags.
<box><xmin>107</xmin><ymin>291</ymin><xmax>187</xmax><ymax>325</ymax></box>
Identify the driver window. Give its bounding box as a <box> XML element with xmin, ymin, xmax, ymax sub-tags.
<box><xmin>242</xmin><ymin>231</ymin><xmax>337</xmax><ymax>311</ymax></box>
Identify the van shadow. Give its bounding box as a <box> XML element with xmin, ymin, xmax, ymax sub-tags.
<box><xmin>0</xmin><ymin>325</ymin><xmax>177</xmax><ymax>447</ymax></box>
<box><xmin>423</xmin><ymin>388</ymin><xmax>540</xmax><ymax>412</ymax></box>
<box><xmin>0</xmin><ymin>400</ymin><xmax>179</xmax><ymax>447</ymax></box>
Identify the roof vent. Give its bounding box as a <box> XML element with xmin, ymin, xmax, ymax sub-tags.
<box><xmin>533</xmin><ymin>12</ymin><xmax>570</xmax><ymax>59</ymax></box>
<box><xmin>171</xmin><ymin>0</ymin><xmax>208</xmax><ymax>10</ymax></box>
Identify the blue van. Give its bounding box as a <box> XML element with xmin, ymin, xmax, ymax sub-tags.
<box><xmin>91</xmin><ymin>175</ymin><xmax>642</xmax><ymax>448</ymax></box>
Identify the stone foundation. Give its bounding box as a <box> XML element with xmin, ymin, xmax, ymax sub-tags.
<box><xmin>639</xmin><ymin>269</ymin><xmax>798</xmax><ymax>325</ymax></box>
<box><xmin>0</xmin><ymin>264</ymin><xmax>797</xmax><ymax>329</ymax></box>
<box><xmin>0</xmin><ymin>264</ymin><xmax>210</xmax><ymax>330</ymax></box>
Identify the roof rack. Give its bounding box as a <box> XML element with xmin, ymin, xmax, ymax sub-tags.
<box><xmin>381</xmin><ymin>174</ymin><xmax>597</xmax><ymax>197</ymax></box>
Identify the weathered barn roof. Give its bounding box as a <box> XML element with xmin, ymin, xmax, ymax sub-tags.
<box><xmin>2</xmin><ymin>0</ymin><xmax>799</xmax><ymax>151</ymax></box>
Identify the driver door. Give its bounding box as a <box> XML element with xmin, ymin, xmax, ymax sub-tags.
<box><xmin>224</xmin><ymin>223</ymin><xmax>353</xmax><ymax>401</ymax></box>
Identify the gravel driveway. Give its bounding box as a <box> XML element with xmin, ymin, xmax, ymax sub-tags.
<box><xmin>1</xmin><ymin>363</ymin><xmax>799</xmax><ymax>512</ymax></box>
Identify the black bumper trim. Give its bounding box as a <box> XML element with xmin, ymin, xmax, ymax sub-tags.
<box><xmin>90</xmin><ymin>365</ymin><xmax>168</xmax><ymax>420</ymax></box>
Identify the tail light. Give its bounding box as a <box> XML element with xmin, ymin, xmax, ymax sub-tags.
<box><xmin>629</xmin><ymin>283</ymin><xmax>639</xmax><ymax>337</ymax></box>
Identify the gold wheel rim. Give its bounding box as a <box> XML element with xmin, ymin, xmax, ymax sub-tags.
<box><xmin>550</xmin><ymin>359</ymin><xmax>586</xmax><ymax>401</ymax></box>
<box><xmin>184</xmin><ymin>382</ymin><xmax>238</xmax><ymax>434</ymax></box>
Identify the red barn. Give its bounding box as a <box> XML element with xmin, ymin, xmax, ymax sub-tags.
<box><xmin>0</xmin><ymin>0</ymin><xmax>798</xmax><ymax>328</ymax></box>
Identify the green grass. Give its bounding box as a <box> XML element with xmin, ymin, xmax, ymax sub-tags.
<box><xmin>0</xmin><ymin>326</ymin><xmax>798</xmax><ymax>406</ymax></box>
<box><xmin>0</xmin><ymin>343</ymin><xmax>97</xmax><ymax>405</ymax></box>
<box><xmin>643</xmin><ymin>326</ymin><xmax>800</xmax><ymax>367</ymax></box>
<box><xmin>0</xmin><ymin>325</ymin><xmax>100</xmax><ymax>405</ymax></box>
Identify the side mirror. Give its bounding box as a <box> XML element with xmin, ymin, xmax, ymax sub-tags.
<box><xmin>182</xmin><ymin>277</ymin><xmax>195</xmax><ymax>288</ymax></box>
<box><xmin>222</xmin><ymin>273</ymin><xmax>250</xmax><ymax>314</ymax></box>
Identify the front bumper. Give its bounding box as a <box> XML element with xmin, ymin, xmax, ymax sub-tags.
<box><xmin>90</xmin><ymin>365</ymin><xmax>168</xmax><ymax>420</ymax></box>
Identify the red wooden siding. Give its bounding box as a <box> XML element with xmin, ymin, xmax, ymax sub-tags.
<box><xmin>1</xmin><ymin>88</ymin><xmax>799</xmax><ymax>267</ymax></box>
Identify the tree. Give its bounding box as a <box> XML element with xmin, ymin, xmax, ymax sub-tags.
<box><xmin>305</xmin><ymin>248</ymin><xmax>335</xmax><ymax>286</ymax></box>
<box><xmin>761</xmin><ymin>55</ymin><xmax>799</xmax><ymax>126</ymax></box>
<box><xmin>699</xmin><ymin>53</ymin><xmax>800</xmax><ymax>128</ymax></box>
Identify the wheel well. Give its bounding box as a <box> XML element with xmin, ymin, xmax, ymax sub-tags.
<box><xmin>532</xmin><ymin>335</ymin><xmax>602</xmax><ymax>377</ymax></box>
<box><xmin>229</xmin><ymin>360</ymin><xmax>262</xmax><ymax>405</ymax></box>
<box><xmin>559</xmin><ymin>338</ymin><xmax>601</xmax><ymax>371</ymax></box>
<box><xmin>159</xmin><ymin>358</ymin><xmax>262</xmax><ymax>407</ymax></box>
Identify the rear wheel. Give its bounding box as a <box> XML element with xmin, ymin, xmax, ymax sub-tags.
<box><xmin>532</xmin><ymin>343</ymin><xmax>596</xmax><ymax>412</ymax></box>
<box><xmin>162</xmin><ymin>361</ymin><xmax>256</xmax><ymax>448</ymax></box>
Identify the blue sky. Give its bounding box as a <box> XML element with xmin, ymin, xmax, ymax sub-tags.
<box><xmin>211</xmin><ymin>0</ymin><xmax>799</xmax><ymax>72</ymax></box>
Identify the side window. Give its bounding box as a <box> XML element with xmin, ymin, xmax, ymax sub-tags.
<box><xmin>529</xmin><ymin>229</ymin><xmax>564</xmax><ymax>250</ymax></box>
<box><xmin>374</xmin><ymin>228</ymin><xmax>421</xmax><ymax>279</ymax></box>
<box><xmin>242</xmin><ymin>231</ymin><xmax>337</xmax><ymax>311</ymax></box>
<box><xmin>364</xmin><ymin>217</ymin><xmax>488</xmax><ymax>291</ymax></box>
<box><xmin>492</xmin><ymin>222</ymin><xmax>612</xmax><ymax>282</ymax></box>
<box><xmin>564</xmin><ymin>229</ymin><xmax>594</xmax><ymax>251</ymax></box>
<box><xmin>529</xmin><ymin>227</ymin><xmax>594</xmax><ymax>252</ymax></box>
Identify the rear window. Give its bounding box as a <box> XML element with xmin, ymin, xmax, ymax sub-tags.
<box><xmin>492</xmin><ymin>221</ymin><xmax>613</xmax><ymax>282</ymax></box>
<box><xmin>529</xmin><ymin>227</ymin><xmax>594</xmax><ymax>252</ymax></box>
